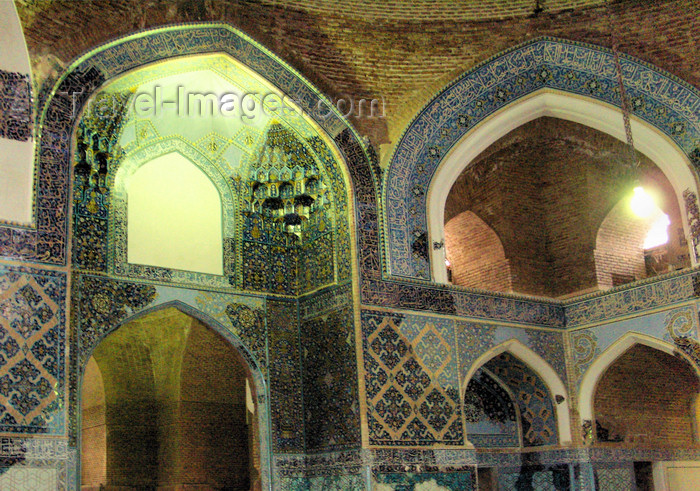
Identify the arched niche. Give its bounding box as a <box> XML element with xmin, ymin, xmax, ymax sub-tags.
<box><xmin>3</xmin><ymin>23</ymin><xmax>375</xmax><ymax>268</ymax></box>
<box><xmin>125</xmin><ymin>152</ymin><xmax>224</xmax><ymax>275</ymax></box>
<box><xmin>464</xmin><ymin>367</ymin><xmax>521</xmax><ymax>448</ymax></box>
<box><xmin>444</xmin><ymin>210</ymin><xmax>511</xmax><ymax>292</ymax></box>
<box><xmin>71</xmin><ymin>51</ymin><xmax>357</xmax><ymax>295</ymax></box>
<box><xmin>79</xmin><ymin>306</ymin><xmax>264</xmax><ymax>490</ymax></box>
<box><xmin>464</xmin><ymin>339</ymin><xmax>572</xmax><ymax>446</ymax></box>
<box><xmin>578</xmin><ymin>332</ymin><xmax>700</xmax><ymax>428</ymax></box>
<box><xmin>439</xmin><ymin>115</ymin><xmax>695</xmax><ymax>298</ymax></box>
<box><xmin>385</xmin><ymin>37</ymin><xmax>700</xmax><ymax>282</ymax></box>
<box><xmin>428</xmin><ymin>91</ymin><xmax>698</xmax><ymax>285</ymax></box>
<box><xmin>593</xmin><ymin>343</ymin><xmax>699</xmax><ymax>447</ymax></box>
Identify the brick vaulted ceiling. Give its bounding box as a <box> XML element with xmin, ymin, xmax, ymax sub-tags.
<box><xmin>14</xmin><ymin>0</ymin><xmax>700</xmax><ymax>164</ymax></box>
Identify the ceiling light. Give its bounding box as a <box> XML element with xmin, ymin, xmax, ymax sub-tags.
<box><xmin>630</xmin><ymin>186</ymin><xmax>655</xmax><ymax>218</ymax></box>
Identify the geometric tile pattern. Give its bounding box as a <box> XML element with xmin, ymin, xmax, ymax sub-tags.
<box><xmin>361</xmin><ymin>310</ymin><xmax>464</xmax><ymax>446</ymax></box>
<box><xmin>0</xmin><ymin>266</ymin><xmax>66</xmax><ymax>435</ymax></box>
<box><xmin>385</xmin><ymin>37</ymin><xmax>700</xmax><ymax>280</ymax></box>
<box><xmin>372</xmin><ymin>471</ymin><xmax>475</xmax><ymax>490</ymax></box>
<box><xmin>0</xmin><ymin>466</ymin><xmax>58</xmax><ymax>490</ymax></box>
<box><xmin>302</xmin><ymin>304</ymin><xmax>361</xmax><ymax>451</ymax></box>
<box><xmin>0</xmin><ymin>437</ymin><xmax>73</xmax><ymax>490</ymax></box>
<box><xmin>595</xmin><ymin>466</ymin><xmax>635</xmax><ymax>491</ymax></box>
<box><xmin>483</xmin><ymin>353</ymin><xmax>558</xmax><ymax>447</ymax></box>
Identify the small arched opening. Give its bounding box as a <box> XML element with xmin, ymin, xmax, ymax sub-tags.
<box><xmin>465</xmin><ymin>351</ymin><xmax>559</xmax><ymax>449</ymax></box>
<box><xmin>595</xmin><ymin>165</ymin><xmax>689</xmax><ymax>289</ymax></box>
<box><xmin>80</xmin><ymin>307</ymin><xmax>260</xmax><ymax>490</ymax></box>
<box><xmin>465</xmin><ymin>343</ymin><xmax>571</xmax><ymax>490</ymax></box>
<box><xmin>593</xmin><ymin>343</ymin><xmax>700</xmax><ymax>447</ymax></box>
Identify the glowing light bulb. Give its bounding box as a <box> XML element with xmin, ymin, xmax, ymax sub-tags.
<box><xmin>630</xmin><ymin>186</ymin><xmax>655</xmax><ymax>218</ymax></box>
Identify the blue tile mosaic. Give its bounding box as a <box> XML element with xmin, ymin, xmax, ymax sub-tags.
<box><xmin>385</xmin><ymin>37</ymin><xmax>700</xmax><ymax>281</ymax></box>
<box><xmin>0</xmin><ymin>265</ymin><xmax>66</xmax><ymax>436</ymax></box>
<box><xmin>361</xmin><ymin>309</ymin><xmax>464</xmax><ymax>446</ymax></box>
<box><xmin>0</xmin><ymin>70</ymin><xmax>32</xmax><ymax>143</ymax></box>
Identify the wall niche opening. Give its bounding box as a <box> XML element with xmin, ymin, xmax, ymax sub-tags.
<box><xmin>80</xmin><ymin>307</ymin><xmax>260</xmax><ymax>490</ymax></box>
<box><xmin>443</xmin><ymin>117</ymin><xmax>690</xmax><ymax>298</ymax></box>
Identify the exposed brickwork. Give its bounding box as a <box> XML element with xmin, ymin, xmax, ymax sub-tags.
<box><xmin>83</xmin><ymin>309</ymin><xmax>254</xmax><ymax>488</ymax></box>
<box><xmin>594</xmin><ymin>344</ymin><xmax>699</xmax><ymax>447</ymax></box>
<box><xmin>178</xmin><ymin>318</ymin><xmax>251</xmax><ymax>489</ymax></box>
<box><xmin>15</xmin><ymin>1</ymin><xmax>700</xmax><ymax>157</ymax></box>
<box><xmin>444</xmin><ymin>210</ymin><xmax>512</xmax><ymax>292</ymax></box>
<box><xmin>594</xmin><ymin>199</ymin><xmax>652</xmax><ymax>289</ymax></box>
<box><xmin>259</xmin><ymin>0</ymin><xmax>608</xmax><ymax>22</ymax></box>
<box><xmin>444</xmin><ymin>117</ymin><xmax>686</xmax><ymax>298</ymax></box>
<box><xmin>80</xmin><ymin>357</ymin><xmax>106</xmax><ymax>490</ymax></box>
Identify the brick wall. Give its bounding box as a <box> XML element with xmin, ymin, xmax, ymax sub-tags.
<box><xmin>444</xmin><ymin>117</ymin><xmax>686</xmax><ymax>298</ymax></box>
<box><xmin>177</xmin><ymin>319</ymin><xmax>251</xmax><ymax>489</ymax></box>
<box><xmin>83</xmin><ymin>309</ymin><xmax>254</xmax><ymax>489</ymax></box>
<box><xmin>80</xmin><ymin>357</ymin><xmax>106</xmax><ymax>490</ymax></box>
<box><xmin>594</xmin><ymin>344</ymin><xmax>699</xmax><ymax>447</ymax></box>
<box><xmin>594</xmin><ymin>199</ymin><xmax>651</xmax><ymax>289</ymax></box>
<box><xmin>15</xmin><ymin>1</ymin><xmax>700</xmax><ymax>153</ymax></box>
<box><xmin>445</xmin><ymin>210</ymin><xmax>512</xmax><ymax>292</ymax></box>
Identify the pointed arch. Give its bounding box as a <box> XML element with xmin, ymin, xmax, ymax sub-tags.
<box><xmin>385</xmin><ymin>37</ymin><xmax>700</xmax><ymax>281</ymax></box>
<box><xmin>463</xmin><ymin>338</ymin><xmax>572</xmax><ymax>445</ymax></box>
<box><xmin>578</xmin><ymin>332</ymin><xmax>700</xmax><ymax>423</ymax></box>
<box><xmin>444</xmin><ymin>210</ymin><xmax>512</xmax><ymax>292</ymax></box>
<box><xmin>109</xmin><ymin>140</ymin><xmax>235</xmax><ymax>279</ymax></box>
<box><xmin>428</xmin><ymin>91</ymin><xmax>698</xmax><ymax>284</ymax></box>
<box><xmin>78</xmin><ymin>299</ymin><xmax>271</xmax><ymax>490</ymax></box>
<box><xmin>0</xmin><ymin>23</ymin><xmax>376</xmax><ymax>266</ymax></box>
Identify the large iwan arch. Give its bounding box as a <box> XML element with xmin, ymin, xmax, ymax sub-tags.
<box><xmin>384</xmin><ymin>37</ymin><xmax>700</xmax><ymax>282</ymax></box>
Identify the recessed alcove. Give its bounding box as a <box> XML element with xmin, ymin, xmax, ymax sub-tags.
<box><xmin>593</xmin><ymin>344</ymin><xmax>699</xmax><ymax>447</ymax></box>
<box><xmin>126</xmin><ymin>152</ymin><xmax>224</xmax><ymax>275</ymax></box>
<box><xmin>443</xmin><ymin>117</ymin><xmax>690</xmax><ymax>298</ymax></box>
<box><xmin>80</xmin><ymin>307</ymin><xmax>259</xmax><ymax>490</ymax></box>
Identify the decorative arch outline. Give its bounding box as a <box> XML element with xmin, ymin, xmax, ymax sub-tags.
<box><xmin>463</xmin><ymin>338</ymin><xmax>572</xmax><ymax>445</ymax></box>
<box><xmin>0</xmin><ymin>23</ymin><xmax>377</xmax><ymax>266</ymax></box>
<box><xmin>578</xmin><ymin>331</ymin><xmax>700</xmax><ymax>423</ymax></box>
<box><xmin>109</xmin><ymin>138</ymin><xmax>236</xmax><ymax>283</ymax></box>
<box><xmin>385</xmin><ymin>37</ymin><xmax>700</xmax><ymax>281</ymax></box>
<box><xmin>77</xmin><ymin>299</ymin><xmax>271</xmax><ymax>490</ymax></box>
